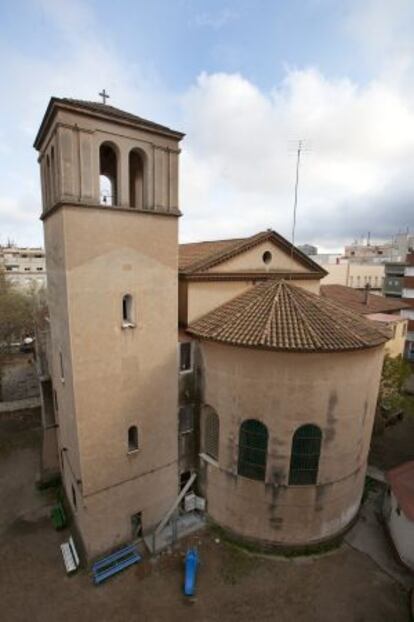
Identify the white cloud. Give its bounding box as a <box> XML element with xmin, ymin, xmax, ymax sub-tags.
<box><xmin>191</xmin><ymin>8</ymin><xmax>239</xmax><ymax>30</ymax></box>
<box><xmin>2</xmin><ymin>0</ymin><xmax>414</xmax><ymax>252</ymax></box>
<box><xmin>180</xmin><ymin>67</ymin><xmax>414</xmax><ymax>249</ymax></box>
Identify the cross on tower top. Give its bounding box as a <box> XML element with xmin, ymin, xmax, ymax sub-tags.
<box><xmin>99</xmin><ymin>89</ymin><xmax>110</xmax><ymax>104</ymax></box>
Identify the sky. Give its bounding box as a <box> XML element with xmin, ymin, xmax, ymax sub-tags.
<box><xmin>1</xmin><ymin>0</ymin><xmax>414</xmax><ymax>252</ymax></box>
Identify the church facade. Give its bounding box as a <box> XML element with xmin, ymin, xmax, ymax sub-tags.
<box><xmin>34</xmin><ymin>98</ymin><xmax>388</xmax><ymax>559</ymax></box>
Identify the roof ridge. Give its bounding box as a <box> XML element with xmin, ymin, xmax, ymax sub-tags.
<box><xmin>282</xmin><ymin>283</ymin><xmax>325</xmax><ymax>349</ymax></box>
<box><xmin>260</xmin><ymin>280</ymin><xmax>283</xmax><ymax>345</ymax></box>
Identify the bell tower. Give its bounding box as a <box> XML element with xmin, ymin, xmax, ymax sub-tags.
<box><xmin>34</xmin><ymin>97</ymin><xmax>184</xmax><ymax>558</ymax></box>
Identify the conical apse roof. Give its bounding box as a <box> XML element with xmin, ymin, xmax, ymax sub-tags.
<box><xmin>187</xmin><ymin>280</ymin><xmax>390</xmax><ymax>353</ymax></box>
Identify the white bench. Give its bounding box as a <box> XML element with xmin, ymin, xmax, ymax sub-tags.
<box><xmin>60</xmin><ymin>536</ymin><xmax>80</xmax><ymax>574</ymax></box>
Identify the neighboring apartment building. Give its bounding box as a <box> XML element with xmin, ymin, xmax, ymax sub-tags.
<box><xmin>0</xmin><ymin>245</ymin><xmax>46</xmax><ymax>289</ymax></box>
<box><xmin>401</xmin><ymin>251</ymin><xmax>414</xmax><ymax>361</ymax></box>
<box><xmin>345</xmin><ymin>233</ymin><xmax>413</xmax><ymax>263</ymax></box>
<box><xmin>297</xmin><ymin>243</ymin><xmax>318</xmax><ymax>256</ymax></box>
<box><xmin>311</xmin><ymin>256</ymin><xmax>384</xmax><ymax>291</ymax></box>
<box><xmin>383</xmin><ymin>262</ymin><xmax>406</xmax><ymax>298</ymax></box>
<box><xmin>34</xmin><ymin>97</ymin><xmax>389</xmax><ymax>560</ymax></box>
<box><xmin>320</xmin><ymin>285</ymin><xmax>409</xmax><ymax>358</ymax></box>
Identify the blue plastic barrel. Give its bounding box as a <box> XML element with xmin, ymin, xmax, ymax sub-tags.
<box><xmin>184</xmin><ymin>548</ymin><xmax>199</xmax><ymax>597</ymax></box>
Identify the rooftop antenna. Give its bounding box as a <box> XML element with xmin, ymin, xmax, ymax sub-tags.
<box><xmin>99</xmin><ymin>89</ymin><xmax>110</xmax><ymax>105</ymax></box>
<box><xmin>289</xmin><ymin>139</ymin><xmax>310</xmax><ymax>277</ymax></box>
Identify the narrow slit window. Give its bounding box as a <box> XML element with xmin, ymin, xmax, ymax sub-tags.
<box><xmin>71</xmin><ymin>485</ymin><xmax>77</xmax><ymax>510</ymax></box>
<box><xmin>59</xmin><ymin>351</ymin><xmax>64</xmax><ymax>382</ymax></box>
<box><xmin>179</xmin><ymin>405</ymin><xmax>194</xmax><ymax>434</ymax></box>
<box><xmin>289</xmin><ymin>424</ymin><xmax>322</xmax><ymax>485</ymax></box>
<box><xmin>180</xmin><ymin>342</ymin><xmax>192</xmax><ymax>372</ymax></box>
<box><xmin>128</xmin><ymin>425</ymin><xmax>139</xmax><ymax>452</ymax></box>
<box><xmin>122</xmin><ymin>294</ymin><xmax>134</xmax><ymax>326</ymax></box>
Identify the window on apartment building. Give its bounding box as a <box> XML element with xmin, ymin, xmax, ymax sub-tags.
<box><xmin>238</xmin><ymin>419</ymin><xmax>268</xmax><ymax>481</ymax></box>
<box><xmin>71</xmin><ymin>485</ymin><xmax>77</xmax><ymax>510</ymax></box>
<box><xmin>289</xmin><ymin>424</ymin><xmax>322</xmax><ymax>486</ymax></box>
<box><xmin>122</xmin><ymin>294</ymin><xmax>135</xmax><ymax>327</ymax></box>
<box><xmin>36</xmin><ymin>267</ymin><xmax>43</xmax><ymax>271</ymax></box>
<box><xmin>24</xmin><ymin>267</ymin><xmax>30</xmax><ymax>271</ymax></box>
<box><xmin>128</xmin><ymin>426</ymin><xmax>139</xmax><ymax>452</ymax></box>
<box><xmin>203</xmin><ymin>406</ymin><xmax>219</xmax><ymax>461</ymax></box>
<box><xmin>180</xmin><ymin>341</ymin><xmax>192</xmax><ymax>372</ymax></box>
<box><xmin>59</xmin><ymin>351</ymin><xmax>64</xmax><ymax>382</ymax></box>
<box><xmin>179</xmin><ymin>405</ymin><xmax>194</xmax><ymax>434</ymax></box>
<box><xmin>392</xmin><ymin>324</ymin><xmax>397</xmax><ymax>338</ymax></box>
<box><xmin>403</xmin><ymin>323</ymin><xmax>407</xmax><ymax>337</ymax></box>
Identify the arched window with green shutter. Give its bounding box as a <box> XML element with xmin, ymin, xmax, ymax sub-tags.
<box><xmin>289</xmin><ymin>424</ymin><xmax>322</xmax><ymax>485</ymax></box>
<box><xmin>203</xmin><ymin>406</ymin><xmax>219</xmax><ymax>461</ymax></box>
<box><xmin>238</xmin><ymin>419</ymin><xmax>268</xmax><ymax>481</ymax></box>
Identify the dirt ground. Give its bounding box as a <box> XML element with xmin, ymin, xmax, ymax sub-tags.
<box><xmin>0</xmin><ymin>415</ymin><xmax>411</xmax><ymax>622</ymax></box>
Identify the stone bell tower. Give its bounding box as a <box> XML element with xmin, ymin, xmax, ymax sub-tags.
<box><xmin>34</xmin><ymin>97</ymin><xmax>184</xmax><ymax>558</ymax></box>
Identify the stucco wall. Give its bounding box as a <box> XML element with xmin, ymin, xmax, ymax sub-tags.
<box><xmin>320</xmin><ymin>263</ymin><xmax>384</xmax><ymax>289</ymax></box>
<box><xmin>45</xmin><ymin>205</ymin><xmax>179</xmax><ymax>557</ymax></box>
<box><xmin>208</xmin><ymin>240</ymin><xmax>309</xmax><ymax>273</ymax></box>
<box><xmin>385</xmin><ymin>320</ymin><xmax>408</xmax><ymax>358</ymax></box>
<box><xmin>198</xmin><ymin>342</ymin><xmax>384</xmax><ymax>545</ymax></box>
<box><xmin>184</xmin><ymin>278</ymin><xmax>320</xmax><ymax>325</ymax></box>
<box><xmin>388</xmin><ymin>491</ymin><xmax>414</xmax><ymax>570</ymax></box>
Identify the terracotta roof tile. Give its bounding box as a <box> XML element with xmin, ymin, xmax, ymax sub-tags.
<box><xmin>320</xmin><ymin>284</ymin><xmax>410</xmax><ymax>315</ymax></box>
<box><xmin>188</xmin><ymin>280</ymin><xmax>390</xmax><ymax>352</ymax></box>
<box><xmin>179</xmin><ymin>230</ymin><xmax>326</xmax><ymax>275</ymax></box>
<box><xmin>34</xmin><ymin>97</ymin><xmax>184</xmax><ymax>149</ymax></box>
<box><xmin>59</xmin><ymin>99</ymin><xmax>183</xmax><ymax>136</ymax></box>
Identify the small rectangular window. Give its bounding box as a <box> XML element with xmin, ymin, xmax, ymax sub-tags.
<box><xmin>72</xmin><ymin>485</ymin><xmax>77</xmax><ymax>510</ymax></box>
<box><xmin>179</xmin><ymin>405</ymin><xmax>194</xmax><ymax>434</ymax></box>
<box><xmin>59</xmin><ymin>351</ymin><xmax>64</xmax><ymax>382</ymax></box>
<box><xmin>122</xmin><ymin>294</ymin><xmax>135</xmax><ymax>327</ymax></box>
<box><xmin>180</xmin><ymin>342</ymin><xmax>192</xmax><ymax>372</ymax></box>
<box><xmin>128</xmin><ymin>425</ymin><xmax>139</xmax><ymax>452</ymax></box>
<box><xmin>131</xmin><ymin>512</ymin><xmax>143</xmax><ymax>538</ymax></box>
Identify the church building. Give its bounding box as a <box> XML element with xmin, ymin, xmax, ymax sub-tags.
<box><xmin>34</xmin><ymin>98</ymin><xmax>389</xmax><ymax>559</ymax></box>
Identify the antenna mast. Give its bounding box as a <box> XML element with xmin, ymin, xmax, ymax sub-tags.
<box><xmin>289</xmin><ymin>140</ymin><xmax>307</xmax><ymax>276</ymax></box>
<box><xmin>291</xmin><ymin>140</ymin><xmax>304</xmax><ymax>249</ymax></box>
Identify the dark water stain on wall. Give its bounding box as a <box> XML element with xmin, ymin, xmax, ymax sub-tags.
<box><xmin>325</xmin><ymin>391</ymin><xmax>338</xmax><ymax>443</ymax></box>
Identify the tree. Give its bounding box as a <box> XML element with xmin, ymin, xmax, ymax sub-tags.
<box><xmin>0</xmin><ymin>268</ymin><xmax>37</xmax><ymax>351</ymax></box>
<box><xmin>378</xmin><ymin>354</ymin><xmax>411</xmax><ymax>414</ymax></box>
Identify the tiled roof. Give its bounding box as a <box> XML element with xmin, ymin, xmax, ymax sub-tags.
<box><xmin>386</xmin><ymin>461</ymin><xmax>414</xmax><ymax>521</ymax></box>
<box><xmin>366</xmin><ymin>313</ymin><xmax>406</xmax><ymax>323</ymax></box>
<box><xmin>188</xmin><ymin>280</ymin><xmax>390</xmax><ymax>352</ymax></box>
<box><xmin>34</xmin><ymin>97</ymin><xmax>184</xmax><ymax>148</ymax></box>
<box><xmin>320</xmin><ymin>284</ymin><xmax>410</xmax><ymax>315</ymax></box>
<box><xmin>179</xmin><ymin>230</ymin><xmax>326</xmax><ymax>275</ymax></box>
